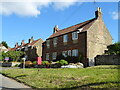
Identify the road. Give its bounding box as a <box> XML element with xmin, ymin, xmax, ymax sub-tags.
<box><xmin>0</xmin><ymin>67</ymin><xmax>32</xmax><ymax>89</ymax></box>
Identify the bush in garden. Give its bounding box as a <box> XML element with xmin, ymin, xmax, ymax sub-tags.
<box><xmin>56</xmin><ymin>54</ymin><xmax>65</xmax><ymax>62</ymax></box>
<box><xmin>57</xmin><ymin>60</ymin><xmax>68</xmax><ymax>65</ymax></box>
<box><xmin>25</xmin><ymin>61</ymin><xmax>33</xmax><ymax>68</ymax></box>
<box><xmin>33</xmin><ymin>61</ymin><xmax>37</xmax><ymax>65</ymax></box>
<box><xmin>41</xmin><ymin>61</ymin><xmax>51</xmax><ymax>68</ymax></box>
<box><xmin>42</xmin><ymin>61</ymin><xmax>49</xmax><ymax>65</ymax></box>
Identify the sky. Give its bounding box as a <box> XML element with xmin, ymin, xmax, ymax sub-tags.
<box><xmin>0</xmin><ymin>0</ymin><xmax>119</xmax><ymax>48</ymax></box>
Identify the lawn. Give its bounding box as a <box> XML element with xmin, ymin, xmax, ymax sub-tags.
<box><xmin>1</xmin><ymin>65</ymin><xmax>120</xmax><ymax>89</ymax></box>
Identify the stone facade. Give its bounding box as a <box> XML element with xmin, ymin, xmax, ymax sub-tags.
<box><xmin>10</xmin><ymin>37</ymin><xmax>43</xmax><ymax>61</ymax></box>
<box><xmin>0</xmin><ymin>44</ymin><xmax>8</xmax><ymax>52</ymax></box>
<box><xmin>86</xmin><ymin>8</ymin><xmax>112</xmax><ymax>66</ymax></box>
<box><xmin>25</xmin><ymin>38</ymin><xmax>43</xmax><ymax>60</ymax></box>
<box><xmin>42</xmin><ymin>7</ymin><xmax>112</xmax><ymax>67</ymax></box>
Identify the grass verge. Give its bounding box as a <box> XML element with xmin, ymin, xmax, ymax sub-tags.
<box><xmin>0</xmin><ymin>65</ymin><xmax>120</xmax><ymax>89</ymax></box>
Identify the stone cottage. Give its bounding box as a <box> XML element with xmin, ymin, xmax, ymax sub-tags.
<box><xmin>10</xmin><ymin>37</ymin><xmax>43</xmax><ymax>61</ymax></box>
<box><xmin>42</xmin><ymin>7</ymin><xmax>112</xmax><ymax>67</ymax></box>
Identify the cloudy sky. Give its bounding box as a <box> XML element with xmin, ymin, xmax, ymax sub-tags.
<box><xmin>0</xmin><ymin>0</ymin><xmax>119</xmax><ymax>47</ymax></box>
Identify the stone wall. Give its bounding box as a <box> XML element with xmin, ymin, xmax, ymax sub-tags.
<box><xmin>95</xmin><ymin>55</ymin><xmax>120</xmax><ymax>65</ymax></box>
<box><xmin>87</xmin><ymin>19</ymin><xmax>112</xmax><ymax>60</ymax></box>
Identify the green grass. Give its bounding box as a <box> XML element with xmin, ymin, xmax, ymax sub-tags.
<box><xmin>1</xmin><ymin>65</ymin><xmax>120</xmax><ymax>89</ymax></box>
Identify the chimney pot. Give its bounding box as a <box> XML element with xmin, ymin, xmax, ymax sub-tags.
<box><xmin>53</xmin><ymin>25</ymin><xmax>59</xmax><ymax>33</ymax></box>
<box><xmin>21</xmin><ymin>40</ymin><xmax>25</xmax><ymax>46</ymax></box>
<box><xmin>15</xmin><ymin>43</ymin><xmax>18</xmax><ymax>48</ymax></box>
<box><xmin>29</xmin><ymin>36</ymin><xmax>34</xmax><ymax>43</ymax></box>
<box><xmin>95</xmin><ymin>7</ymin><xmax>102</xmax><ymax>19</ymax></box>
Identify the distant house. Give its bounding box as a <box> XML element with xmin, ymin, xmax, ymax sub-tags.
<box><xmin>42</xmin><ymin>7</ymin><xmax>112</xmax><ymax>67</ymax></box>
<box><xmin>0</xmin><ymin>43</ymin><xmax>8</xmax><ymax>53</ymax></box>
<box><xmin>10</xmin><ymin>37</ymin><xmax>43</xmax><ymax>61</ymax></box>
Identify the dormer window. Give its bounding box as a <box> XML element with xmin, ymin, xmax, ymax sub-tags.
<box><xmin>63</xmin><ymin>34</ymin><xmax>68</xmax><ymax>42</ymax></box>
<box><xmin>72</xmin><ymin>31</ymin><xmax>78</xmax><ymax>40</ymax></box>
<box><xmin>53</xmin><ymin>37</ymin><xmax>57</xmax><ymax>47</ymax></box>
<box><xmin>46</xmin><ymin>40</ymin><xmax>50</xmax><ymax>48</ymax></box>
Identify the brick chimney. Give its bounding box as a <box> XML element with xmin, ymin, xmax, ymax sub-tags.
<box><xmin>53</xmin><ymin>25</ymin><xmax>59</xmax><ymax>34</ymax></box>
<box><xmin>21</xmin><ymin>40</ymin><xmax>25</xmax><ymax>46</ymax></box>
<box><xmin>29</xmin><ymin>36</ymin><xmax>34</xmax><ymax>43</ymax></box>
<box><xmin>15</xmin><ymin>43</ymin><xmax>18</xmax><ymax>48</ymax></box>
<box><xmin>95</xmin><ymin>7</ymin><xmax>102</xmax><ymax>19</ymax></box>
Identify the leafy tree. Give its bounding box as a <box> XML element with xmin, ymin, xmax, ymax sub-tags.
<box><xmin>1</xmin><ymin>41</ymin><xmax>8</xmax><ymax>48</ymax></box>
<box><xmin>105</xmin><ymin>42</ymin><xmax>120</xmax><ymax>55</ymax></box>
<box><xmin>2</xmin><ymin>51</ymin><xmax>25</xmax><ymax>62</ymax></box>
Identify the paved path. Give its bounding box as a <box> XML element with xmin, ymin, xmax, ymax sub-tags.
<box><xmin>0</xmin><ymin>67</ymin><xmax>32</xmax><ymax>89</ymax></box>
<box><xmin>0</xmin><ymin>74</ymin><xmax>32</xmax><ymax>89</ymax></box>
<box><xmin>0</xmin><ymin>67</ymin><xmax>20</xmax><ymax>70</ymax></box>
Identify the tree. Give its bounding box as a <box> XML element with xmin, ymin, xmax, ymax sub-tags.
<box><xmin>1</xmin><ymin>41</ymin><xmax>8</xmax><ymax>48</ymax></box>
<box><xmin>2</xmin><ymin>51</ymin><xmax>25</xmax><ymax>62</ymax></box>
<box><xmin>105</xmin><ymin>42</ymin><xmax>120</xmax><ymax>55</ymax></box>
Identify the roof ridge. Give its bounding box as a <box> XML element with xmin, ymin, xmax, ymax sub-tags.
<box><xmin>48</xmin><ymin>18</ymin><xmax>96</xmax><ymax>39</ymax></box>
<box><xmin>60</xmin><ymin>18</ymin><xmax>96</xmax><ymax>31</ymax></box>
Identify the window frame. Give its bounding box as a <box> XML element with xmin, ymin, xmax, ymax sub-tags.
<box><xmin>68</xmin><ymin>50</ymin><xmax>71</xmax><ymax>56</ymax></box>
<box><xmin>72</xmin><ymin>31</ymin><xmax>78</xmax><ymax>40</ymax></box>
<box><xmin>46</xmin><ymin>53</ymin><xmax>49</xmax><ymax>60</ymax></box>
<box><xmin>52</xmin><ymin>52</ymin><xmax>57</xmax><ymax>60</ymax></box>
<box><xmin>53</xmin><ymin>37</ymin><xmax>57</xmax><ymax>47</ymax></box>
<box><xmin>46</xmin><ymin>39</ymin><xmax>50</xmax><ymax>48</ymax></box>
<box><xmin>62</xmin><ymin>51</ymin><xmax>68</xmax><ymax>57</ymax></box>
<box><xmin>63</xmin><ymin>34</ymin><xmax>68</xmax><ymax>42</ymax></box>
<box><xmin>72</xmin><ymin>49</ymin><xmax>78</xmax><ymax>56</ymax></box>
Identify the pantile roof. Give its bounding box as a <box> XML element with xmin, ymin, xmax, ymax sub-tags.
<box><xmin>48</xmin><ymin>18</ymin><xmax>96</xmax><ymax>39</ymax></box>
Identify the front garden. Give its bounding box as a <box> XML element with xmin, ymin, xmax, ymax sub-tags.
<box><xmin>1</xmin><ymin>65</ymin><xmax>120</xmax><ymax>89</ymax></box>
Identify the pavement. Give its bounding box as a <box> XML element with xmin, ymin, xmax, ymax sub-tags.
<box><xmin>0</xmin><ymin>67</ymin><xmax>32</xmax><ymax>90</ymax></box>
<box><xmin>0</xmin><ymin>67</ymin><xmax>20</xmax><ymax>70</ymax></box>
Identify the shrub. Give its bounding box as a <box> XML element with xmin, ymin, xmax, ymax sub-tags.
<box><xmin>56</xmin><ymin>53</ymin><xmax>83</xmax><ymax>63</ymax></box>
<box><xmin>105</xmin><ymin>42</ymin><xmax>120</xmax><ymax>55</ymax></box>
<box><xmin>42</xmin><ymin>61</ymin><xmax>49</xmax><ymax>65</ymax></box>
<box><xmin>33</xmin><ymin>61</ymin><xmax>37</xmax><ymax>65</ymax></box>
<box><xmin>57</xmin><ymin>60</ymin><xmax>68</xmax><ymax>65</ymax></box>
<box><xmin>25</xmin><ymin>61</ymin><xmax>33</xmax><ymax>68</ymax></box>
<box><xmin>56</xmin><ymin>54</ymin><xmax>65</xmax><ymax>61</ymax></box>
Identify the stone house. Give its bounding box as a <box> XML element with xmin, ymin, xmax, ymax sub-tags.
<box><xmin>10</xmin><ymin>37</ymin><xmax>43</xmax><ymax>61</ymax></box>
<box><xmin>42</xmin><ymin>7</ymin><xmax>112</xmax><ymax>67</ymax></box>
<box><xmin>0</xmin><ymin>43</ymin><xmax>8</xmax><ymax>53</ymax></box>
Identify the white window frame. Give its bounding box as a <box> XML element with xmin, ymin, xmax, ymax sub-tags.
<box><xmin>62</xmin><ymin>51</ymin><xmax>68</xmax><ymax>57</ymax></box>
<box><xmin>52</xmin><ymin>52</ymin><xmax>57</xmax><ymax>60</ymax></box>
<box><xmin>68</xmin><ymin>50</ymin><xmax>71</xmax><ymax>56</ymax></box>
<box><xmin>53</xmin><ymin>37</ymin><xmax>57</xmax><ymax>47</ymax></box>
<box><xmin>46</xmin><ymin>40</ymin><xmax>50</xmax><ymax>48</ymax></box>
<box><xmin>46</xmin><ymin>53</ymin><xmax>49</xmax><ymax>60</ymax></box>
<box><xmin>72</xmin><ymin>49</ymin><xmax>78</xmax><ymax>56</ymax></box>
<box><xmin>63</xmin><ymin>34</ymin><xmax>68</xmax><ymax>42</ymax></box>
<box><xmin>72</xmin><ymin>31</ymin><xmax>78</xmax><ymax>40</ymax></box>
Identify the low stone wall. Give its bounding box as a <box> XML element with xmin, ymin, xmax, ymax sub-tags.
<box><xmin>2</xmin><ymin>62</ymin><xmax>21</xmax><ymax>67</ymax></box>
<box><xmin>95</xmin><ymin>55</ymin><xmax>120</xmax><ymax>65</ymax></box>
